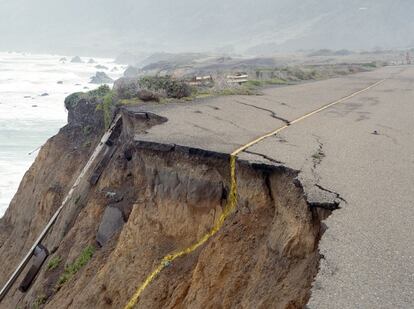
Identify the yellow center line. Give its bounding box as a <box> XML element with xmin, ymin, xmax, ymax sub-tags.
<box><xmin>124</xmin><ymin>78</ymin><xmax>386</xmax><ymax>309</ymax></box>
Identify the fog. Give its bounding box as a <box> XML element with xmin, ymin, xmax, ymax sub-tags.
<box><xmin>0</xmin><ymin>0</ymin><xmax>413</xmax><ymax>56</ymax></box>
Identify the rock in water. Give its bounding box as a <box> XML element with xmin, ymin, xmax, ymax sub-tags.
<box><xmin>90</xmin><ymin>72</ymin><xmax>114</xmax><ymax>84</ymax></box>
<box><xmin>95</xmin><ymin>64</ymin><xmax>109</xmax><ymax>70</ymax></box>
<box><xmin>71</xmin><ymin>56</ymin><xmax>83</xmax><ymax>63</ymax></box>
<box><xmin>88</xmin><ymin>58</ymin><xmax>96</xmax><ymax>64</ymax></box>
<box><xmin>96</xmin><ymin>206</ymin><xmax>124</xmax><ymax>246</ymax></box>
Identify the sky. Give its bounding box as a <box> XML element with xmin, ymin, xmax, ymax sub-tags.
<box><xmin>0</xmin><ymin>0</ymin><xmax>413</xmax><ymax>56</ymax></box>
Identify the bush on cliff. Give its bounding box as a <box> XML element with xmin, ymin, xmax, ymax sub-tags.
<box><xmin>64</xmin><ymin>85</ymin><xmax>114</xmax><ymax>130</ymax></box>
<box><xmin>138</xmin><ymin>76</ymin><xmax>192</xmax><ymax>99</ymax></box>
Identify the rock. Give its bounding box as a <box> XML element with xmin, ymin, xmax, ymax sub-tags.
<box><xmin>113</xmin><ymin>77</ymin><xmax>140</xmax><ymax>99</ymax></box>
<box><xmin>71</xmin><ymin>56</ymin><xmax>83</xmax><ymax>63</ymax></box>
<box><xmin>95</xmin><ymin>65</ymin><xmax>108</xmax><ymax>70</ymax></box>
<box><xmin>24</xmin><ymin>96</ymin><xmax>31</xmax><ymax>99</ymax></box>
<box><xmin>111</xmin><ymin>67</ymin><xmax>118</xmax><ymax>72</ymax></box>
<box><xmin>88</xmin><ymin>58</ymin><xmax>96</xmax><ymax>64</ymax></box>
<box><xmin>137</xmin><ymin>89</ymin><xmax>160</xmax><ymax>102</ymax></box>
<box><xmin>40</xmin><ymin>93</ymin><xmax>49</xmax><ymax>97</ymax></box>
<box><xmin>64</xmin><ymin>92</ymin><xmax>106</xmax><ymax>129</ymax></box>
<box><xmin>96</xmin><ymin>206</ymin><xmax>124</xmax><ymax>247</ymax></box>
<box><xmin>123</xmin><ymin>66</ymin><xmax>140</xmax><ymax>78</ymax></box>
<box><xmin>59</xmin><ymin>57</ymin><xmax>67</xmax><ymax>63</ymax></box>
<box><xmin>83</xmin><ymin>86</ymin><xmax>89</xmax><ymax>90</ymax></box>
<box><xmin>32</xmin><ymin>105</ymin><xmax>38</xmax><ymax>107</ymax></box>
<box><xmin>90</xmin><ymin>72</ymin><xmax>114</xmax><ymax>84</ymax></box>
<box><xmin>57</xmin><ymin>81</ymin><xmax>63</xmax><ymax>84</ymax></box>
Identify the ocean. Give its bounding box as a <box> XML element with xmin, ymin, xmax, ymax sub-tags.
<box><xmin>0</xmin><ymin>52</ymin><xmax>123</xmax><ymax>217</ymax></box>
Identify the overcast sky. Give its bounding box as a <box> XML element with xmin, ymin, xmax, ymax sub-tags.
<box><xmin>0</xmin><ymin>0</ymin><xmax>412</xmax><ymax>56</ymax></box>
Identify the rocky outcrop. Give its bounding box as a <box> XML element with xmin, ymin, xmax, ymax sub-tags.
<box><xmin>64</xmin><ymin>92</ymin><xmax>105</xmax><ymax>130</ymax></box>
<box><xmin>90</xmin><ymin>72</ymin><xmax>114</xmax><ymax>84</ymax></box>
<box><xmin>123</xmin><ymin>66</ymin><xmax>140</xmax><ymax>78</ymax></box>
<box><xmin>96</xmin><ymin>206</ymin><xmax>124</xmax><ymax>247</ymax></box>
<box><xmin>113</xmin><ymin>77</ymin><xmax>141</xmax><ymax>99</ymax></box>
<box><xmin>95</xmin><ymin>65</ymin><xmax>108</xmax><ymax>70</ymax></box>
<box><xmin>70</xmin><ymin>56</ymin><xmax>83</xmax><ymax>63</ymax></box>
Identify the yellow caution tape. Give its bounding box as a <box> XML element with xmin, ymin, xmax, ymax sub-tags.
<box><xmin>124</xmin><ymin>156</ymin><xmax>237</xmax><ymax>309</ymax></box>
<box><xmin>124</xmin><ymin>78</ymin><xmax>386</xmax><ymax>309</ymax></box>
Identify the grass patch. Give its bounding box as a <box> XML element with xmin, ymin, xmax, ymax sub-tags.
<box><xmin>32</xmin><ymin>294</ymin><xmax>47</xmax><ymax>309</ymax></box>
<box><xmin>47</xmin><ymin>256</ymin><xmax>62</xmax><ymax>271</ymax></box>
<box><xmin>55</xmin><ymin>245</ymin><xmax>95</xmax><ymax>291</ymax></box>
<box><xmin>88</xmin><ymin>84</ymin><xmax>111</xmax><ymax>97</ymax></box>
<box><xmin>362</xmin><ymin>62</ymin><xmax>377</xmax><ymax>68</ymax></box>
<box><xmin>218</xmin><ymin>82</ymin><xmax>261</xmax><ymax>96</ymax></box>
<box><xmin>96</xmin><ymin>91</ymin><xmax>115</xmax><ymax>129</ymax></box>
<box><xmin>102</xmin><ymin>92</ymin><xmax>114</xmax><ymax>129</ymax></box>
<box><xmin>119</xmin><ymin>98</ymin><xmax>143</xmax><ymax>105</ymax></box>
<box><xmin>265</xmin><ymin>78</ymin><xmax>288</xmax><ymax>85</ymax></box>
<box><xmin>244</xmin><ymin>80</ymin><xmax>264</xmax><ymax>87</ymax></box>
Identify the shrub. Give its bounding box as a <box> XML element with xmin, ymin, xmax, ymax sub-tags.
<box><xmin>88</xmin><ymin>85</ymin><xmax>111</xmax><ymax>97</ymax></box>
<box><xmin>113</xmin><ymin>78</ymin><xmax>140</xmax><ymax>100</ymax></box>
<box><xmin>64</xmin><ymin>92</ymin><xmax>84</xmax><ymax>109</ymax></box>
<box><xmin>138</xmin><ymin>76</ymin><xmax>192</xmax><ymax>99</ymax></box>
<box><xmin>165</xmin><ymin>80</ymin><xmax>192</xmax><ymax>98</ymax></box>
<box><xmin>47</xmin><ymin>256</ymin><xmax>62</xmax><ymax>271</ymax></box>
<box><xmin>55</xmin><ymin>245</ymin><xmax>95</xmax><ymax>290</ymax></box>
<box><xmin>102</xmin><ymin>92</ymin><xmax>114</xmax><ymax>129</ymax></box>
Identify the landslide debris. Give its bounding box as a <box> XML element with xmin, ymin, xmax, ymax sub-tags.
<box><xmin>0</xmin><ymin>93</ymin><xmax>333</xmax><ymax>309</ymax></box>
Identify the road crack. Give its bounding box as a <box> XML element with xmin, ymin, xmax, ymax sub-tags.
<box><xmin>234</xmin><ymin>100</ymin><xmax>290</xmax><ymax>125</ymax></box>
<box><xmin>244</xmin><ymin>150</ymin><xmax>284</xmax><ymax>165</ymax></box>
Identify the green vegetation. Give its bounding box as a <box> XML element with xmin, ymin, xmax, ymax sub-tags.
<box><xmin>265</xmin><ymin>78</ymin><xmax>288</xmax><ymax>85</ymax></box>
<box><xmin>65</xmin><ymin>85</ymin><xmax>112</xmax><ymax>110</ymax></box>
<box><xmin>82</xmin><ymin>125</ymin><xmax>92</xmax><ymax>136</ymax></box>
<box><xmin>245</xmin><ymin>79</ymin><xmax>287</xmax><ymax>88</ymax></box>
<box><xmin>64</xmin><ymin>92</ymin><xmax>84</xmax><ymax>109</ymax></box>
<box><xmin>55</xmin><ymin>245</ymin><xmax>95</xmax><ymax>290</ymax></box>
<box><xmin>47</xmin><ymin>255</ymin><xmax>62</xmax><ymax>271</ymax></box>
<box><xmin>88</xmin><ymin>84</ymin><xmax>111</xmax><ymax>97</ymax></box>
<box><xmin>119</xmin><ymin>98</ymin><xmax>143</xmax><ymax>105</ymax></box>
<box><xmin>102</xmin><ymin>92</ymin><xmax>114</xmax><ymax>129</ymax></box>
<box><xmin>138</xmin><ymin>76</ymin><xmax>192</xmax><ymax>99</ymax></box>
<box><xmin>32</xmin><ymin>294</ymin><xmax>47</xmax><ymax>309</ymax></box>
<box><xmin>362</xmin><ymin>62</ymin><xmax>377</xmax><ymax>68</ymax></box>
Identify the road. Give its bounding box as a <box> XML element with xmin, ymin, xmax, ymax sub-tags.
<box><xmin>126</xmin><ymin>65</ymin><xmax>414</xmax><ymax>308</ymax></box>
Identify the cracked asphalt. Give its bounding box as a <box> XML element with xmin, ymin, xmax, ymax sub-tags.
<box><xmin>126</xmin><ymin>65</ymin><xmax>414</xmax><ymax>308</ymax></box>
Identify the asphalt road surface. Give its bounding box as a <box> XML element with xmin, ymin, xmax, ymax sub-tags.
<box><xmin>127</xmin><ymin>65</ymin><xmax>414</xmax><ymax>308</ymax></box>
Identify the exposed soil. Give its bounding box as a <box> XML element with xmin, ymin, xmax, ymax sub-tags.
<box><xmin>0</xmin><ymin>110</ymin><xmax>330</xmax><ymax>309</ymax></box>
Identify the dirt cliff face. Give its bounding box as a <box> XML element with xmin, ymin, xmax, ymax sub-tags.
<box><xmin>0</xmin><ymin>101</ymin><xmax>328</xmax><ymax>309</ymax></box>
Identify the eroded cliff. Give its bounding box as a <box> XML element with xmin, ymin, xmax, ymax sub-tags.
<box><xmin>0</xmin><ymin>94</ymin><xmax>331</xmax><ymax>309</ymax></box>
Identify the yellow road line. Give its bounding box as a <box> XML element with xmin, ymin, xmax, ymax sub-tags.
<box><xmin>231</xmin><ymin>78</ymin><xmax>386</xmax><ymax>156</ymax></box>
<box><xmin>124</xmin><ymin>78</ymin><xmax>386</xmax><ymax>309</ymax></box>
